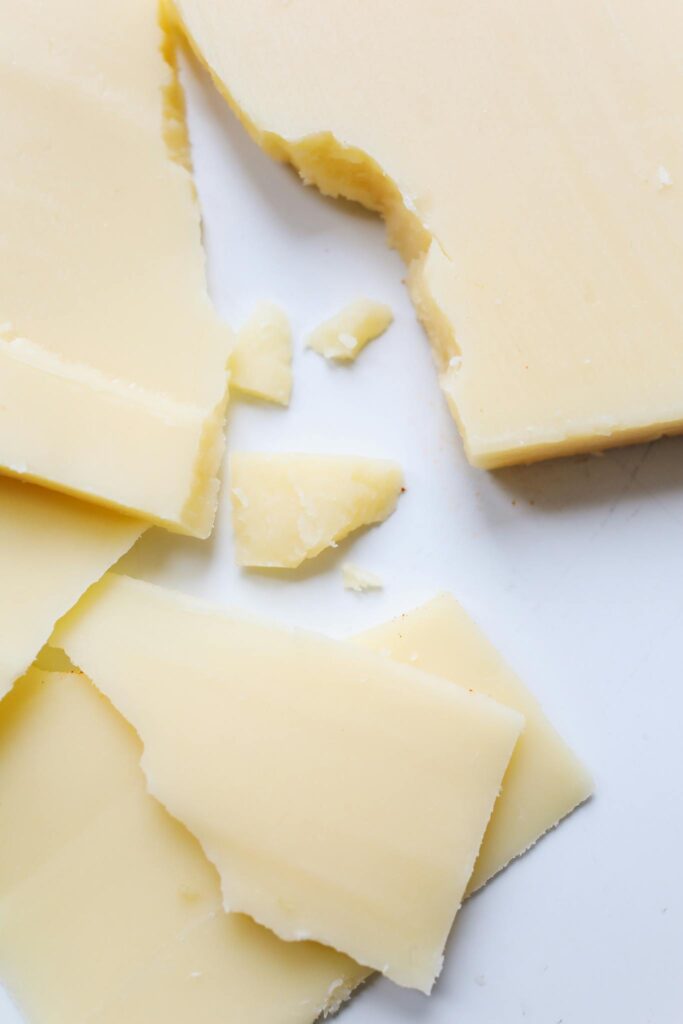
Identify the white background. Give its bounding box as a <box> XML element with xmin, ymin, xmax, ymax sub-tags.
<box><xmin>3</xmin><ymin>47</ymin><xmax>682</xmax><ymax>1024</ymax></box>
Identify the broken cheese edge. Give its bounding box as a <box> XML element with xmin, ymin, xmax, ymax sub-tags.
<box><xmin>52</xmin><ymin>573</ymin><xmax>523</xmax><ymax>992</ymax></box>
<box><xmin>307</xmin><ymin>299</ymin><xmax>393</xmax><ymax>362</ymax></box>
<box><xmin>342</xmin><ymin>563</ymin><xmax>384</xmax><ymax>592</ymax></box>
<box><xmin>231</xmin><ymin>302</ymin><xmax>293</xmax><ymax>406</ymax></box>
<box><xmin>230</xmin><ymin>452</ymin><xmax>403</xmax><ymax>569</ymax></box>
<box><xmin>0</xmin><ymin>670</ymin><xmax>368</xmax><ymax>1024</ymax></box>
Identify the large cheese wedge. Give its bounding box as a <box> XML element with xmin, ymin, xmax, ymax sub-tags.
<box><xmin>53</xmin><ymin>573</ymin><xmax>523</xmax><ymax>992</ymax></box>
<box><xmin>0</xmin><ymin>478</ymin><xmax>144</xmax><ymax>701</ymax></box>
<box><xmin>171</xmin><ymin>0</ymin><xmax>683</xmax><ymax>467</ymax></box>
<box><xmin>0</xmin><ymin>0</ymin><xmax>231</xmax><ymax>535</ymax></box>
<box><xmin>356</xmin><ymin>595</ymin><xmax>593</xmax><ymax>893</ymax></box>
<box><xmin>230</xmin><ymin>452</ymin><xmax>403</xmax><ymax>568</ymax></box>
<box><xmin>0</xmin><ymin>671</ymin><xmax>367</xmax><ymax>1024</ymax></box>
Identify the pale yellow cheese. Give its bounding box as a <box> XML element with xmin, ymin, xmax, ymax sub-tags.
<box><xmin>342</xmin><ymin>563</ymin><xmax>384</xmax><ymax>592</ymax></box>
<box><xmin>0</xmin><ymin>0</ymin><xmax>231</xmax><ymax>535</ymax></box>
<box><xmin>356</xmin><ymin>594</ymin><xmax>593</xmax><ymax>893</ymax></box>
<box><xmin>231</xmin><ymin>303</ymin><xmax>292</xmax><ymax>405</ymax></box>
<box><xmin>172</xmin><ymin>0</ymin><xmax>683</xmax><ymax>467</ymax></box>
<box><xmin>0</xmin><ymin>670</ymin><xmax>367</xmax><ymax>1024</ymax></box>
<box><xmin>0</xmin><ymin>477</ymin><xmax>144</xmax><ymax>701</ymax></box>
<box><xmin>307</xmin><ymin>299</ymin><xmax>393</xmax><ymax>362</ymax></box>
<box><xmin>230</xmin><ymin>452</ymin><xmax>403</xmax><ymax>568</ymax></box>
<box><xmin>53</xmin><ymin>573</ymin><xmax>523</xmax><ymax>992</ymax></box>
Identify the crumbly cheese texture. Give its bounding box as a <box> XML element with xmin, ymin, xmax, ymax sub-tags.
<box><xmin>53</xmin><ymin>574</ymin><xmax>523</xmax><ymax>992</ymax></box>
<box><xmin>231</xmin><ymin>303</ymin><xmax>292</xmax><ymax>405</ymax></box>
<box><xmin>230</xmin><ymin>453</ymin><xmax>403</xmax><ymax>568</ymax></box>
<box><xmin>0</xmin><ymin>0</ymin><xmax>231</xmax><ymax>534</ymax></box>
<box><xmin>0</xmin><ymin>478</ymin><xmax>144</xmax><ymax>701</ymax></box>
<box><xmin>342</xmin><ymin>563</ymin><xmax>383</xmax><ymax>592</ymax></box>
<box><xmin>0</xmin><ymin>671</ymin><xmax>367</xmax><ymax>1024</ymax></box>
<box><xmin>307</xmin><ymin>299</ymin><xmax>393</xmax><ymax>362</ymax></box>
<box><xmin>356</xmin><ymin>595</ymin><xmax>593</xmax><ymax>893</ymax></box>
<box><xmin>172</xmin><ymin>0</ymin><xmax>683</xmax><ymax>467</ymax></box>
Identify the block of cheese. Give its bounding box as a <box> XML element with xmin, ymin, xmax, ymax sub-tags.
<box><xmin>356</xmin><ymin>595</ymin><xmax>593</xmax><ymax>893</ymax></box>
<box><xmin>0</xmin><ymin>0</ymin><xmax>231</xmax><ymax>535</ymax></box>
<box><xmin>172</xmin><ymin>0</ymin><xmax>683</xmax><ymax>467</ymax></box>
<box><xmin>0</xmin><ymin>670</ymin><xmax>367</xmax><ymax>1024</ymax></box>
<box><xmin>231</xmin><ymin>303</ymin><xmax>292</xmax><ymax>405</ymax></box>
<box><xmin>230</xmin><ymin>452</ymin><xmax>403</xmax><ymax>568</ymax></box>
<box><xmin>0</xmin><ymin>477</ymin><xmax>144</xmax><ymax>701</ymax></box>
<box><xmin>53</xmin><ymin>573</ymin><xmax>523</xmax><ymax>992</ymax></box>
<box><xmin>342</xmin><ymin>563</ymin><xmax>383</xmax><ymax>592</ymax></box>
<box><xmin>307</xmin><ymin>299</ymin><xmax>393</xmax><ymax>362</ymax></box>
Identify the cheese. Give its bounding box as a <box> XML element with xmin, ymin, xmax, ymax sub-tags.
<box><xmin>230</xmin><ymin>452</ymin><xmax>403</xmax><ymax>568</ymax></box>
<box><xmin>342</xmin><ymin>563</ymin><xmax>383</xmax><ymax>592</ymax></box>
<box><xmin>172</xmin><ymin>0</ymin><xmax>683</xmax><ymax>467</ymax></box>
<box><xmin>0</xmin><ymin>671</ymin><xmax>367</xmax><ymax>1024</ymax></box>
<box><xmin>356</xmin><ymin>595</ymin><xmax>593</xmax><ymax>893</ymax></box>
<box><xmin>0</xmin><ymin>478</ymin><xmax>144</xmax><ymax>701</ymax></box>
<box><xmin>0</xmin><ymin>0</ymin><xmax>231</xmax><ymax>535</ymax></box>
<box><xmin>53</xmin><ymin>573</ymin><xmax>523</xmax><ymax>992</ymax></box>
<box><xmin>307</xmin><ymin>299</ymin><xmax>393</xmax><ymax>362</ymax></box>
<box><xmin>231</xmin><ymin>303</ymin><xmax>292</xmax><ymax>405</ymax></box>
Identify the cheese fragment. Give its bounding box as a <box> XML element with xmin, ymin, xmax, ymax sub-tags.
<box><xmin>0</xmin><ymin>478</ymin><xmax>144</xmax><ymax>701</ymax></box>
<box><xmin>173</xmin><ymin>0</ymin><xmax>683</xmax><ymax>467</ymax></box>
<box><xmin>0</xmin><ymin>671</ymin><xmax>367</xmax><ymax>1024</ymax></box>
<box><xmin>356</xmin><ymin>595</ymin><xmax>593</xmax><ymax>893</ymax></box>
<box><xmin>307</xmin><ymin>299</ymin><xmax>393</xmax><ymax>361</ymax></box>
<box><xmin>231</xmin><ymin>303</ymin><xmax>292</xmax><ymax>405</ymax></box>
<box><xmin>0</xmin><ymin>0</ymin><xmax>231</xmax><ymax>534</ymax></box>
<box><xmin>342</xmin><ymin>563</ymin><xmax>383</xmax><ymax>592</ymax></box>
<box><xmin>53</xmin><ymin>573</ymin><xmax>523</xmax><ymax>992</ymax></box>
<box><xmin>230</xmin><ymin>452</ymin><xmax>403</xmax><ymax>568</ymax></box>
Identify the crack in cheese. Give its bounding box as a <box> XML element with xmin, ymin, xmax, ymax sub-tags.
<box><xmin>0</xmin><ymin>671</ymin><xmax>367</xmax><ymax>1024</ymax></box>
<box><xmin>52</xmin><ymin>573</ymin><xmax>523</xmax><ymax>992</ymax></box>
<box><xmin>0</xmin><ymin>0</ymin><xmax>231</xmax><ymax>535</ymax></box>
<box><xmin>171</xmin><ymin>0</ymin><xmax>683</xmax><ymax>467</ymax></box>
<box><xmin>231</xmin><ymin>303</ymin><xmax>293</xmax><ymax>405</ymax></box>
<box><xmin>307</xmin><ymin>299</ymin><xmax>393</xmax><ymax>362</ymax></box>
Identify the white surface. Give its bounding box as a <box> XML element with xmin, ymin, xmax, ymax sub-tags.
<box><xmin>3</xmin><ymin>48</ymin><xmax>682</xmax><ymax>1024</ymax></box>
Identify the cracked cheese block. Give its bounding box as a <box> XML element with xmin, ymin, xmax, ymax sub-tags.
<box><xmin>52</xmin><ymin>573</ymin><xmax>523</xmax><ymax>992</ymax></box>
<box><xmin>231</xmin><ymin>303</ymin><xmax>292</xmax><ymax>405</ymax></box>
<box><xmin>0</xmin><ymin>478</ymin><xmax>144</xmax><ymax>701</ymax></box>
<box><xmin>172</xmin><ymin>0</ymin><xmax>683</xmax><ymax>467</ymax></box>
<box><xmin>230</xmin><ymin>452</ymin><xmax>403</xmax><ymax>568</ymax></box>
<box><xmin>307</xmin><ymin>299</ymin><xmax>393</xmax><ymax>362</ymax></box>
<box><xmin>0</xmin><ymin>0</ymin><xmax>231</xmax><ymax>535</ymax></box>
<box><xmin>0</xmin><ymin>670</ymin><xmax>367</xmax><ymax>1024</ymax></box>
<box><xmin>356</xmin><ymin>595</ymin><xmax>593</xmax><ymax>893</ymax></box>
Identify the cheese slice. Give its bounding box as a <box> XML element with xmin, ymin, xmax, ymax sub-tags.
<box><xmin>0</xmin><ymin>477</ymin><xmax>144</xmax><ymax>701</ymax></box>
<box><xmin>53</xmin><ymin>573</ymin><xmax>523</xmax><ymax>992</ymax></box>
<box><xmin>231</xmin><ymin>303</ymin><xmax>292</xmax><ymax>405</ymax></box>
<box><xmin>172</xmin><ymin>0</ymin><xmax>683</xmax><ymax>467</ymax></box>
<box><xmin>0</xmin><ymin>0</ymin><xmax>231</xmax><ymax>535</ymax></box>
<box><xmin>230</xmin><ymin>452</ymin><xmax>403</xmax><ymax>568</ymax></box>
<box><xmin>0</xmin><ymin>670</ymin><xmax>367</xmax><ymax>1024</ymax></box>
<box><xmin>356</xmin><ymin>595</ymin><xmax>593</xmax><ymax>893</ymax></box>
<box><xmin>307</xmin><ymin>299</ymin><xmax>393</xmax><ymax>362</ymax></box>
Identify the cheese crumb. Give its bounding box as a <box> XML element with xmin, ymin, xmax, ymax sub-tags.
<box><xmin>307</xmin><ymin>299</ymin><xmax>393</xmax><ymax>361</ymax></box>
<box><xmin>656</xmin><ymin>165</ymin><xmax>673</xmax><ymax>190</ymax></box>
<box><xmin>342</xmin><ymin>563</ymin><xmax>384</xmax><ymax>592</ymax></box>
<box><xmin>231</xmin><ymin>303</ymin><xmax>292</xmax><ymax>405</ymax></box>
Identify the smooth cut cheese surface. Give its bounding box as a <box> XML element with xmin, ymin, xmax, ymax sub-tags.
<box><xmin>0</xmin><ymin>0</ymin><xmax>231</xmax><ymax>535</ymax></box>
<box><xmin>356</xmin><ymin>595</ymin><xmax>593</xmax><ymax>893</ymax></box>
<box><xmin>53</xmin><ymin>573</ymin><xmax>523</xmax><ymax>992</ymax></box>
<box><xmin>230</xmin><ymin>452</ymin><xmax>403</xmax><ymax>568</ymax></box>
<box><xmin>307</xmin><ymin>299</ymin><xmax>393</xmax><ymax>362</ymax></box>
<box><xmin>231</xmin><ymin>303</ymin><xmax>292</xmax><ymax>405</ymax></box>
<box><xmin>0</xmin><ymin>671</ymin><xmax>367</xmax><ymax>1024</ymax></box>
<box><xmin>173</xmin><ymin>0</ymin><xmax>683</xmax><ymax>467</ymax></box>
<box><xmin>0</xmin><ymin>478</ymin><xmax>144</xmax><ymax>701</ymax></box>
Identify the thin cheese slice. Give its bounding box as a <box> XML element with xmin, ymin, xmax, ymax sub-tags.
<box><xmin>172</xmin><ymin>0</ymin><xmax>683</xmax><ymax>467</ymax></box>
<box><xmin>231</xmin><ymin>303</ymin><xmax>292</xmax><ymax>405</ymax></box>
<box><xmin>230</xmin><ymin>452</ymin><xmax>403</xmax><ymax>568</ymax></box>
<box><xmin>307</xmin><ymin>299</ymin><xmax>393</xmax><ymax>362</ymax></box>
<box><xmin>53</xmin><ymin>573</ymin><xmax>523</xmax><ymax>992</ymax></box>
<box><xmin>0</xmin><ymin>477</ymin><xmax>144</xmax><ymax>701</ymax></box>
<box><xmin>0</xmin><ymin>0</ymin><xmax>231</xmax><ymax>535</ymax></box>
<box><xmin>0</xmin><ymin>671</ymin><xmax>367</xmax><ymax>1024</ymax></box>
<box><xmin>356</xmin><ymin>595</ymin><xmax>593</xmax><ymax>893</ymax></box>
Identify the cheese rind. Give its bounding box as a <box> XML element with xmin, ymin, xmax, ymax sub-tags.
<box><xmin>230</xmin><ymin>452</ymin><xmax>403</xmax><ymax>568</ymax></box>
<box><xmin>356</xmin><ymin>594</ymin><xmax>593</xmax><ymax>892</ymax></box>
<box><xmin>0</xmin><ymin>670</ymin><xmax>367</xmax><ymax>1024</ymax></box>
<box><xmin>231</xmin><ymin>303</ymin><xmax>292</xmax><ymax>405</ymax></box>
<box><xmin>53</xmin><ymin>573</ymin><xmax>523</xmax><ymax>992</ymax></box>
<box><xmin>307</xmin><ymin>299</ymin><xmax>393</xmax><ymax>361</ymax></box>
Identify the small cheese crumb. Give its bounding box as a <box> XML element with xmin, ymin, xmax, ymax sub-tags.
<box><xmin>656</xmin><ymin>165</ymin><xmax>673</xmax><ymax>190</ymax></box>
<box><xmin>307</xmin><ymin>299</ymin><xmax>393</xmax><ymax>361</ymax></box>
<box><xmin>342</xmin><ymin>562</ymin><xmax>384</xmax><ymax>592</ymax></box>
